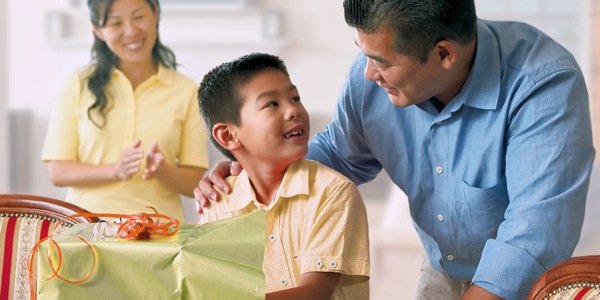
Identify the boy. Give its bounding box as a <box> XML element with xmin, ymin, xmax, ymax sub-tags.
<box><xmin>197</xmin><ymin>53</ymin><xmax>370</xmax><ymax>299</ymax></box>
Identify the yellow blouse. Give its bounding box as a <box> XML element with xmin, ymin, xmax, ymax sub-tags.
<box><xmin>42</xmin><ymin>64</ymin><xmax>208</xmax><ymax>221</ymax></box>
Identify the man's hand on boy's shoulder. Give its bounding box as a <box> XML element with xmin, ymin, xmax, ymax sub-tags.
<box><xmin>194</xmin><ymin>161</ymin><xmax>243</xmax><ymax>213</ymax></box>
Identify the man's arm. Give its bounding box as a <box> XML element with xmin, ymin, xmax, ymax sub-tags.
<box><xmin>462</xmin><ymin>284</ymin><xmax>504</xmax><ymax>300</ymax></box>
<box><xmin>473</xmin><ymin>69</ymin><xmax>595</xmax><ymax>298</ymax></box>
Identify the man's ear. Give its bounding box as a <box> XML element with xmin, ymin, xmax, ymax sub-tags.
<box><xmin>434</xmin><ymin>40</ymin><xmax>457</xmax><ymax>70</ymax></box>
<box><xmin>212</xmin><ymin>123</ymin><xmax>241</xmax><ymax>151</ymax></box>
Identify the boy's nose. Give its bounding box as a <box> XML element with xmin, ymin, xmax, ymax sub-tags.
<box><xmin>285</xmin><ymin>106</ymin><xmax>301</xmax><ymax>119</ymax></box>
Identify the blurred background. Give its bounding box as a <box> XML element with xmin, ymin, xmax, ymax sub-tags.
<box><xmin>0</xmin><ymin>0</ymin><xmax>598</xmax><ymax>298</ymax></box>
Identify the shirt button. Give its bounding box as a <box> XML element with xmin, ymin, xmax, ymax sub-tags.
<box><xmin>329</xmin><ymin>261</ymin><xmax>337</xmax><ymax>268</ymax></box>
<box><xmin>436</xmin><ymin>166</ymin><xmax>443</xmax><ymax>174</ymax></box>
<box><xmin>316</xmin><ymin>260</ymin><xmax>323</xmax><ymax>268</ymax></box>
<box><xmin>279</xmin><ymin>277</ymin><xmax>288</xmax><ymax>286</ymax></box>
<box><xmin>436</xmin><ymin>121</ymin><xmax>443</xmax><ymax>125</ymax></box>
<box><xmin>437</xmin><ymin>214</ymin><xmax>444</xmax><ymax>222</ymax></box>
<box><xmin>269</xmin><ymin>234</ymin><xmax>277</xmax><ymax>242</ymax></box>
<box><xmin>447</xmin><ymin>255</ymin><xmax>455</xmax><ymax>261</ymax></box>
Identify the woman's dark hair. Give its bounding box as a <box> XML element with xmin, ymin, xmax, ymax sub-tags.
<box><xmin>86</xmin><ymin>0</ymin><xmax>177</xmax><ymax>128</ymax></box>
<box><xmin>343</xmin><ymin>0</ymin><xmax>477</xmax><ymax>63</ymax></box>
<box><xmin>198</xmin><ymin>53</ymin><xmax>289</xmax><ymax>161</ymax></box>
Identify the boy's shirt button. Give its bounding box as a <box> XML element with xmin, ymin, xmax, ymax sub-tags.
<box><xmin>269</xmin><ymin>234</ymin><xmax>277</xmax><ymax>242</ymax></box>
<box><xmin>279</xmin><ymin>277</ymin><xmax>288</xmax><ymax>286</ymax></box>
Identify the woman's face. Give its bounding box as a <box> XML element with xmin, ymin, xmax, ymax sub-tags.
<box><xmin>92</xmin><ymin>0</ymin><xmax>158</xmax><ymax>68</ymax></box>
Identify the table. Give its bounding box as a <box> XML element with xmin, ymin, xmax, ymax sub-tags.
<box><xmin>34</xmin><ymin>210</ymin><xmax>266</xmax><ymax>299</ymax></box>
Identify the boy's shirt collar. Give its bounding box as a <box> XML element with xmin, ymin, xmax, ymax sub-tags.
<box><xmin>230</xmin><ymin>159</ymin><xmax>310</xmax><ymax>211</ymax></box>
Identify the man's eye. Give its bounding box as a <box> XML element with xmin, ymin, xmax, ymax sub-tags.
<box><xmin>373</xmin><ymin>61</ymin><xmax>388</xmax><ymax>69</ymax></box>
<box><xmin>371</xmin><ymin>58</ymin><xmax>389</xmax><ymax>69</ymax></box>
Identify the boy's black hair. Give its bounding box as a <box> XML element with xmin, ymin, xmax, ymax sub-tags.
<box><xmin>198</xmin><ymin>53</ymin><xmax>290</xmax><ymax>160</ymax></box>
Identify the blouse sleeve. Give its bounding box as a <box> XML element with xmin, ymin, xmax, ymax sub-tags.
<box><xmin>177</xmin><ymin>83</ymin><xmax>209</xmax><ymax>169</ymax></box>
<box><xmin>41</xmin><ymin>71</ymin><xmax>82</xmax><ymax>162</ymax></box>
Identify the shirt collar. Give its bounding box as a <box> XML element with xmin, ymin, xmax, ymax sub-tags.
<box><xmin>457</xmin><ymin>19</ymin><xmax>502</xmax><ymax>110</ymax></box>
<box><xmin>229</xmin><ymin>159</ymin><xmax>310</xmax><ymax>211</ymax></box>
<box><xmin>415</xmin><ymin>20</ymin><xmax>501</xmax><ymax>117</ymax></box>
<box><xmin>109</xmin><ymin>63</ymin><xmax>173</xmax><ymax>85</ymax></box>
<box><xmin>154</xmin><ymin>63</ymin><xmax>173</xmax><ymax>85</ymax></box>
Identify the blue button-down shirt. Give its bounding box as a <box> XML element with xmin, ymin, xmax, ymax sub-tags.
<box><xmin>307</xmin><ymin>19</ymin><xmax>595</xmax><ymax>299</ymax></box>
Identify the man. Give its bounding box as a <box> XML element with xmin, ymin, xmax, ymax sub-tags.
<box><xmin>196</xmin><ymin>0</ymin><xmax>595</xmax><ymax>299</ymax></box>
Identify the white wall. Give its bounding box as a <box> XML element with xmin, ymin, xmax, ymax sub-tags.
<box><xmin>0</xmin><ymin>0</ymin><xmax>8</xmax><ymax>192</ymax></box>
<box><xmin>475</xmin><ymin>0</ymin><xmax>585</xmax><ymax>64</ymax></box>
<box><xmin>0</xmin><ymin>1</ymin><xmax>8</xmax><ymax>192</ymax></box>
<box><xmin>263</xmin><ymin>0</ymin><xmax>357</xmax><ymax>116</ymax></box>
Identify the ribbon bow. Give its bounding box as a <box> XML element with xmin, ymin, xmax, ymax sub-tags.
<box><xmin>28</xmin><ymin>208</ymin><xmax>180</xmax><ymax>300</ymax></box>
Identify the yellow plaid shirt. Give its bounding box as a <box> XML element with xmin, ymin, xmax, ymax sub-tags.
<box><xmin>200</xmin><ymin>159</ymin><xmax>370</xmax><ymax>299</ymax></box>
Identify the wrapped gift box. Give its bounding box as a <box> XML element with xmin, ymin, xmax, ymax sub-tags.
<box><xmin>34</xmin><ymin>210</ymin><xmax>265</xmax><ymax>299</ymax></box>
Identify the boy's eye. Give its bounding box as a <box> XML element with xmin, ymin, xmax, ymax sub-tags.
<box><xmin>292</xmin><ymin>96</ymin><xmax>301</xmax><ymax>102</ymax></box>
<box><xmin>266</xmin><ymin>101</ymin><xmax>279</xmax><ymax>108</ymax></box>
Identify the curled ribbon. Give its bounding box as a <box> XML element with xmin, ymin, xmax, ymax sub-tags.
<box><xmin>28</xmin><ymin>208</ymin><xmax>180</xmax><ymax>300</ymax></box>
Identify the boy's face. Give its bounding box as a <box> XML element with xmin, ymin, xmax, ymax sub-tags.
<box><xmin>234</xmin><ymin>68</ymin><xmax>310</xmax><ymax>168</ymax></box>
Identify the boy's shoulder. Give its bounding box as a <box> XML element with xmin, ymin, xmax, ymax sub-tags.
<box><xmin>300</xmin><ymin>159</ymin><xmax>358</xmax><ymax>188</ymax></box>
<box><xmin>303</xmin><ymin>158</ymin><xmax>351</xmax><ymax>177</ymax></box>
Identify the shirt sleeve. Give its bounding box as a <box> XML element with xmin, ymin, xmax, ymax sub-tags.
<box><xmin>300</xmin><ymin>179</ymin><xmax>370</xmax><ymax>281</ymax></box>
<box><xmin>41</xmin><ymin>71</ymin><xmax>82</xmax><ymax>162</ymax></box>
<box><xmin>178</xmin><ymin>83</ymin><xmax>209</xmax><ymax>169</ymax></box>
<box><xmin>307</xmin><ymin>53</ymin><xmax>383</xmax><ymax>185</ymax></box>
<box><xmin>472</xmin><ymin>68</ymin><xmax>595</xmax><ymax>299</ymax></box>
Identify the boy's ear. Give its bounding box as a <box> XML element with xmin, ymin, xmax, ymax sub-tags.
<box><xmin>212</xmin><ymin>123</ymin><xmax>241</xmax><ymax>151</ymax></box>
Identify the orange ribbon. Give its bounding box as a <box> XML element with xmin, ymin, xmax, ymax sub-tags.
<box><xmin>28</xmin><ymin>209</ymin><xmax>180</xmax><ymax>300</ymax></box>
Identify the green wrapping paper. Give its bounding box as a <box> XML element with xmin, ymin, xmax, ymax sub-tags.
<box><xmin>35</xmin><ymin>210</ymin><xmax>266</xmax><ymax>299</ymax></box>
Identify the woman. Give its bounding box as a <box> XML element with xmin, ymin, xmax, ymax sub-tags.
<box><xmin>42</xmin><ymin>0</ymin><xmax>208</xmax><ymax>222</ymax></box>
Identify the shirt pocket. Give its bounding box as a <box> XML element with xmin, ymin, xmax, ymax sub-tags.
<box><xmin>458</xmin><ymin>177</ymin><xmax>509</xmax><ymax>245</ymax></box>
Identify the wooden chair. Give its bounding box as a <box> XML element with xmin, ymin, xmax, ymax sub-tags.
<box><xmin>527</xmin><ymin>255</ymin><xmax>600</xmax><ymax>300</ymax></box>
<box><xmin>0</xmin><ymin>194</ymin><xmax>100</xmax><ymax>300</ymax></box>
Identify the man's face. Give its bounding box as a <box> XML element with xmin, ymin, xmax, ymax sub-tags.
<box><xmin>354</xmin><ymin>28</ymin><xmax>446</xmax><ymax>107</ymax></box>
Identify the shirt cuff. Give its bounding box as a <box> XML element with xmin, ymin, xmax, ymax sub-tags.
<box><xmin>472</xmin><ymin>239</ymin><xmax>545</xmax><ymax>299</ymax></box>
